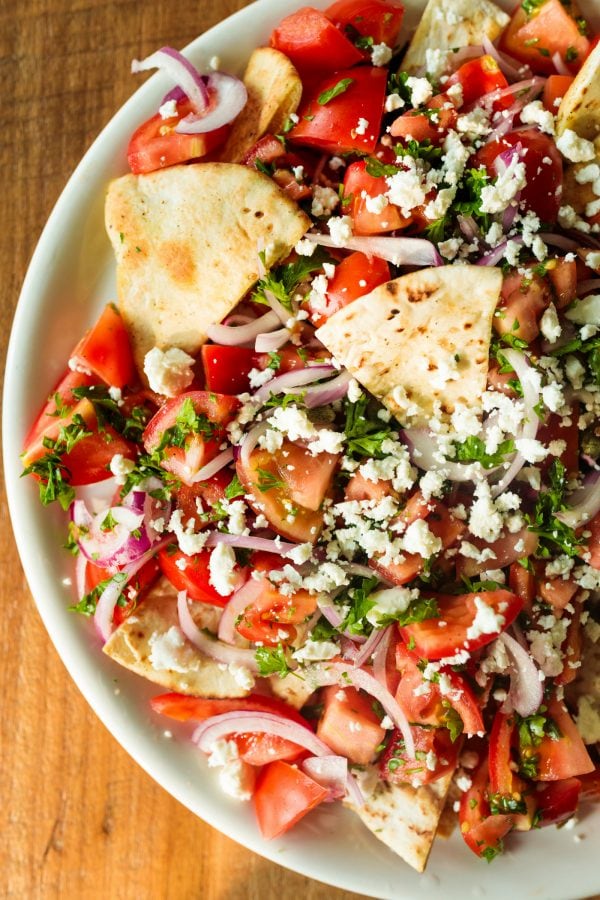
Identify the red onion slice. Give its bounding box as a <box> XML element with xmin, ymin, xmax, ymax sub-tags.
<box><xmin>177</xmin><ymin>592</ymin><xmax>260</xmax><ymax>671</ymax></box>
<box><xmin>310</xmin><ymin>662</ymin><xmax>414</xmax><ymax>758</ymax></box>
<box><xmin>480</xmin><ymin>76</ymin><xmax>546</xmax><ymax>110</ymax></box>
<box><xmin>94</xmin><ymin>536</ymin><xmax>172</xmax><ymax>642</ymax></box>
<box><xmin>238</xmin><ymin>419</ymin><xmax>269</xmax><ymax>470</ymax></box>
<box><xmin>255</xmin><ymin>328</ymin><xmax>292</xmax><ymax>353</ymax></box>
<box><xmin>491</xmin><ymin>348</ymin><xmax>540</xmax><ymax>498</ymax></box>
<box><xmin>207</xmin><ymin>310</ymin><xmax>281</xmax><ymax>346</ymax></box>
<box><xmin>176</xmin><ymin>72</ymin><xmax>247</xmax><ymax>134</ymax></box>
<box><xmin>458</xmin><ymin>214</ymin><xmax>481</xmax><ymax>241</ymax></box>
<box><xmin>481</xmin><ymin>36</ymin><xmax>532</xmax><ymax>81</ymax></box>
<box><xmin>75</xmin><ymin>553</ymin><xmax>87</xmax><ymax>602</ymax></box>
<box><xmin>304</xmin><ymin>233</ymin><xmax>442</xmax><ymax>267</ymax></box>
<box><xmin>252</xmin><ymin>365</ymin><xmax>336</xmax><ymax>402</ymax></box>
<box><xmin>475</xmin><ymin>236</ymin><xmax>524</xmax><ymax>266</ymax></box>
<box><xmin>206</xmin><ymin>532</ymin><xmax>300</xmax><ymax>556</ymax></box>
<box><xmin>71</xmin><ymin>499</ymin><xmax>149</xmax><ymax>569</ymax></box>
<box><xmin>132</xmin><ymin>46</ymin><xmax>209</xmax><ymax>113</ymax></box>
<box><xmin>304</xmin><ymin>372</ymin><xmax>352</xmax><ymax>409</ymax></box>
<box><xmin>189</xmin><ymin>448</ymin><xmax>234</xmax><ymax>484</ymax></box>
<box><xmin>317</xmin><ymin>594</ymin><xmax>344</xmax><ymax>629</ymax></box>
<box><xmin>538</xmin><ymin>232</ymin><xmax>580</xmax><ymax>252</ymax></box>
<box><xmin>402</xmin><ymin>427</ymin><xmax>498</xmax><ymax>481</ymax></box>
<box><xmin>302</xmin><ymin>755</ymin><xmax>348</xmax><ymax>801</ymax></box>
<box><xmin>372</xmin><ymin>625</ymin><xmax>394</xmax><ymax>690</ymax></box>
<box><xmin>192</xmin><ymin>710</ymin><xmax>334</xmax><ymax>759</ymax></box>
<box><xmin>353</xmin><ymin>626</ymin><xmax>388</xmax><ymax>669</ymax></box>
<box><xmin>556</xmin><ymin>471</ymin><xmax>600</xmax><ymax>528</ymax></box>
<box><xmin>552</xmin><ymin>51</ymin><xmax>570</xmax><ymax>76</ymax></box>
<box><xmin>498</xmin><ymin>632</ymin><xmax>543</xmax><ymax>717</ymax></box>
<box><xmin>216</xmin><ymin>577</ymin><xmax>267</xmax><ymax>645</ymax></box>
<box><xmin>264</xmin><ymin>288</ymin><xmax>294</xmax><ymax>326</ymax></box>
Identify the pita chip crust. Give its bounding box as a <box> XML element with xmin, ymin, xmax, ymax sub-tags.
<box><xmin>102</xmin><ymin>578</ymin><xmax>252</xmax><ymax>697</ymax></box>
<box><xmin>316</xmin><ymin>266</ymin><xmax>502</xmax><ymax>428</ymax></box>
<box><xmin>105</xmin><ymin>162</ymin><xmax>309</xmax><ymax>376</ymax></box>
<box><xmin>217</xmin><ymin>48</ymin><xmax>303</xmax><ymax>163</ymax></box>
<box><xmin>556</xmin><ymin>41</ymin><xmax>600</xmax><ymax>141</ymax></box>
<box><xmin>401</xmin><ymin>0</ymin><xmax>509</xmax><ymax>73</ymax></box>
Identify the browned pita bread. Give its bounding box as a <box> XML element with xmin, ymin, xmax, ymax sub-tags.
<box><xmin>218</xmin><ymin>47</ymin><xmax>303</xmax><ymax>163</ymax></box>
<box><xmin>316</xmin><ymin>266</ymin><xmax>502</xmax><ymax>427</ymax></box>
<box><xmin>105</xmin><ymin>163</ymin><xmax>309</xmax><ymax>376</ymax></box>
<box><xmin>556</xmin><ymin>41</ymin><xmax>600</xmax><ymax>141</ymax></box>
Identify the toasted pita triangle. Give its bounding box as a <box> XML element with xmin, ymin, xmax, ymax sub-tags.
<box><xmin>557</xmin><ymin>41</ymin><xmax>600</xmax><ymax>141</ymax></box>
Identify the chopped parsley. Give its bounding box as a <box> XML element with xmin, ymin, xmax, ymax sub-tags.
<box><xmin>451</xmin><ymin>435</ymin><xmax>516</xmax><ymax>469</ymax></box>
<box><xmin>527</xmin><ymin>460</ymin><xmax>580</xmax><ymax>558</ymax></box>
<box><xmin>489</xmin><ymin>792</ymin><xmax>527</xmax><ymax>816</ymax></box>
<box><xmin>256</xmin><ymin>468</ymin><xmax>285</xmax><ymax>493</ymax></box>
<box><xmin>318</xmin><ymin>77</ymin><xmax>354</xmax><ymax>106</ymax></box>
<box><xmin>441</xmin><ymin>701</ymin><xmax>464</xmax><ymax>743</ymax></box>
<box><xmin>395</xmin><ymin>139</ymin><xmax>442</xmax><ymax>162</ymax></box>
<box><xmin>224</xmin><ymin>473</ymin><xmax>245</xmax><ymax>499</ymax></box>
<box><xmin>21</xmin><ymin>415</ymin><xmax>92</xmax><ymax>509</ymax></box>
<box><xmin>338</xmin><ymin>576</ymin><xmax>379</xmax><ymax>636</ymax></box>
<box><xmin>252</xmin><ymin>246</ymin><xmax>334</xmax><ymax>310</ymax></box>
<box><xmin>255</xmin><ymin>643</ymin><xmax>291</xmax><ymax>677</ymax></box>
<box><xmin>69</xmin><ymin>572</ymin><xmax>127</xmax><ymax>617</ymax></box>
<box><xmin>343</xmin><ymin>394</ymin><xmax>394</xmax><ymax>459</ymax></box>
<box><xmin>378</xmin><ymin>596</ymin><xmax>439</xmax><ymax>627</ymax></box>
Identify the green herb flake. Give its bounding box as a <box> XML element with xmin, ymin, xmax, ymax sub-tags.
<box><xmin>318</xmin><ymin>77</ymin><xmax>354</xmax><ymax>106</ymax></box>
<box><xmin>255</xmin><ymin>643</ymin><xmax>291</xmax><ymax>677</ymax></box>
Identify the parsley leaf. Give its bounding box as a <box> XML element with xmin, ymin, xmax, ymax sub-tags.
<box><xmin>452</xmin><ymin>435</ymin><xmax>516</xmax><ymax>469</ymax></box>
<box><xmin>395</xmin><ymin>139</ymin><xmax>442</xmax><ymax>162</ymax></box>
<box><xmin>21</xmin><ymin>414</ymin><xmax>92</xmax><ymax>509</ymax></box>
<box><xmin>256</xmin><ymin>468</ymin><xmax>285</xmax><ymax>493</ymax></box>
<box><xmin>343</xmin><ymin>395</ymin><xmax>394</xmax><ymax>459</ymax></box>
<box><xmin>69</xmin><ymin>572</ymin><xmax>127</xmax><ymax>617</ymax></box>
<box><xmin>376</xmin><ymin>596</ymin><xmax>439</xmax><ymax>627</ymax></box>
<box><xmin>255</xmin><ymin>644</ymin><xmax>292</xmax><ymax>677</ymax></box>
<box><xmin>527</xmin><ymin>460</ymin><xmax>581</xmax><ymax>557</ymax></box>
<box><xmin>252</xmin><ymin>247</ymin><xmax>334</xmax><ymax>308</ymax></box>
<box><xmin>338</xmin><ymin>576</ymin><xmax>379</xmax><ymax>635</ymax></box>
<box><xmin>489</xmin><ymin>792</ymin><xmax>527</xmax><ymax>815</ymax></box>
<box><xmin>224</xmin><ymin>473</ymin><xmax>245</xmax><ymax>500</ymax></box>
<box><xmin>441</xmin><ymin>701</ymin><xmax>464</xmax><ymax>743</ymax></box>
<box><xmin>365</xmin><ymin>157</ymin><xmax>402</xmax><ymax>178</ymax></box>
<box><xmin>522</xmin><ymin>0</ymin><xmax>545</xmax><ymax>15</ymax></box>
<box><xmin>318</xmin><ymin>77</ymin><xmax>354</xmax><ymax>106</ymax></box>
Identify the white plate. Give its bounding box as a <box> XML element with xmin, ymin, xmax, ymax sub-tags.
<box><xmin>5</xmin><ymin>1</ymin><xmax>600</xmax><ymax>897</ymax></box>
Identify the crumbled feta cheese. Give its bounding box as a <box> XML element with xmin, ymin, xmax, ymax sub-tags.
<box><xmin>169</xmin><ymin>508</ymin><xmax>209</xmax><ymax>555</ymax></box>
<box><xmin>258</xmin><ymin>428</ymin><xmax>284</xmax><ymax>454</ymax></box>
<box><xmin>540</xmin><ymin>303</ymin><xmax>562</xmax><ymax>344</ymax></box>
<box><xmin>366</xmin><ymin>586</ymin><xmax>419</xmax><ymax>626</ymax></box>
<box><xmin>385</xmin><ymin>92</ymin><xmax>405</xmax><ymax>113</ymax></box>
<box><xmin>143</xmin><ymin>346</ymin><xmax>195</xmax><ymax>397</ymax></box>
<box><xmin>248</xmin><ymin>366</ymin><xmax>274</xmax><ymax>389</ymax></box>
<box><xmin>355</xmin><ymin>117</ymin><xmax>369</xmax><ymax>136</ymax></box>
<box><xmin>468</xmin><ymin>482</ymin><xmax>504</xmax><ymax>543</ymax></box>
<box><xmin>109</xmin><ymin>453</ymin><xmax>135</xmax><ymax>485</ymax></box>
<box><xmin>286</xmin><ymin>542</ymin><xmax>313</xmax><ymax>565</ymax></box>
<box><xmin>520</xmin><ymin>100</ymin><xmax>555</xmax><ymax>135</ymax></box>
<box><xmin>403</xmin><ymin>519</ymin><xmax>442</xmax><ymax>558</ymax></box>
<box><xmin>311</xmin><ymin>185</ymin><xmax>339</xmax><ymax>217</ymax></box>
<box><xmin>438</xmin><ymin>237</ymin><xmax>461</xmax><ymax>260</ymax></box>
<box><xmin>406</xmin><ymin>76</ymin><xmax>433</xmax><ymax>108</ymax></box>
<box><xmin>364</xmin><ymin>191</ymin><xmax>388</xmax><ymax>214</ymax></box>
<box><xmin>158</xmin><ymin>99</ymin><xmax>178</xmax><ymax>119</ymax></box>
<box><xmin>328</xmin><ymin>215</ymin><xmax>353</xmax><ymax>246</ymax></box>
<box><xmin>293</xmin><ymin>640</ymin><xmax>339</xmax><ymax>662</ymax></box>
<box><xmin>218</xmin><ymin>758</ymin><xmax>255</xmax><ymax>801</ymax></box>
<box><xmin>294</xmin><ymin>238</ymin><xmax>316</xmax><ymax>257</ymax></box>
<box><xmin>208</xmin><ymin>543</ymin><xmax>238</xmax><ymax>596</ymax></box>
<box><xmin>480</xmin><ymin>155</ymin><xmax>527</xmax><ymax>214</ymax></box>
<box><xmin>541</xmin><ymin>381</ymin><xmax>565</xmax><ymax>413</ymax></box>
<box><xmin>419</xmin><ymin>469</ymin><xmax>446</xmax><ymax>501</ymax></box>
<box><xmin>565</xmin><ymin>293</ymin><xmax>600</xmax><ymax>326</ymax></box>
<box><xmin>371</xmin><ymin>42</ymin><xmax>393</xmax><ymax>66</ymax></box>
<box><xmin>347</xmin><ymin>378</ymin><xmax>363</xmax><ymax>403</ymax></box>
<box><xmin>108</xmin><ymin>386</ymin><xmax>123</xmax><ymax>405</ymax></box>
<box><xmin>515</xmin><ymin>438</ymin><xmax>549</xmax><ymax>464</ymax></box>
<box><xmin>148</xmin><ymin>626</ymin><xmax>188</xmax><ymax>672</ymax></box>
<box><xmin>556</xmin><ymin>129</ymin><xmax>596</xmax><ymax>163</ymax></box>
<box><xmin>229</xmin><ymin>663</ymin><xmax>255</xmax><ymax>691</ymax></box>
<box><xmin>466</xmin><ymin>597</ymin><xmax>505</xmax><ymax>641</ymax></box>
<box><xmin>207</xmin><ymin>738</ymin><xmax>239</xmax><ymax>768</ymax></box>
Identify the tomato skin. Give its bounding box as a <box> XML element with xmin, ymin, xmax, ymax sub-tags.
<box><xmin>457</xmin><ymin>528</ymin><xmax>539</xmax><ymax>579</ymax></box>
<box><xmin>85</xmin><ymin>557</ymin><xmax>160</xmax><ymax>625</ymax></box>
<box><xmin>548</xmin><ymin>257</ymin><xmax>577</xmax><ymax>308</ymax></box>
<box><xmin>308</xmin><ymin>251</ymin><xmax>390</xmax><ymax>326</ymax></box>
<box><xmin>579</xmin><ymin>766</ymin><xmax>600</xmax><ymax>800</ymax></box>
<box><xmin>253</xmin><ymin>760</ymin><xmax>329</xmax><ymax>840</ymax></box>
<box><xmin>289</xmin><ymin>66</ymin><xmax>387</xmax><ymax>155</ymax></box>
<box><xmin>325</xmin><ymin>0</ymin><xmax>404</xmax><ymax>46</ymax></box>
<box><xmin>157</xmin><ymin>547</ymin><xmax>240</xmax><ymax>607</ymax></box>
<box><xmin>489</xmin><ymin>712</ymin><xmax>517</xmax><ymax>797</ymax></box>
<box><xmin>459</xmin><ymin>757</ymin><xmax>514</xmax><ymax>858</ymax></box>
<box><xmin>343</xmin><ymin>161</ymin><xmax>410</xmax><ymax>235</ymax></box>
<box><xmin>474</xmin><ymin>129</ymin><xmax>563</xmax><ymax>223</ymax></box>
<box><xmin>235</xmin><ymin>577</ymin><xmax>317</xmax><ymax>646</ymax></box>
<box><xmin>543</xmin><ymin>75</ymin><xmax>574</xmax><ymax>112</ymax></box>
<box><xmin>201</xmin><ymin>345</ymin><xmax>260</xmax><ymax>394</ymax></box>
<box><xmin>70</xmin><ymin>304</ymin><xmax>135</xmax><ymax>388</ymax></box>
<box><xmin>447</xmin><ymin>55</ymin><xmax>509</xmax><ymax>108</ymax></box>
<box><xmin>317</xmin><ymin>685</ymin><xmax>386</xmax><ymax>765</ymax></box>
<box><xmin>400</xmin><ymin>590</ymin><xmax>523</xmax><ymax>661</ymax></box>
<box><xmin>535</xmin><ymin>699</ymin><xmax>595</xmax><ymax>781</ymax></box>
<box><xmin>270</xmin><ymin>7</ymin><xmax>363</xmax><ymax>82</ymax></box>
<box><xmin>509</xmin><ymin>562</ymin><xmax>535</xmax><ymax>613</ymax></box>
<box><xmin>499</xmin><ymin>0</ymin><xmax>590</xmax><ymax>76</ymax></box>
<box><xmin>381</xmin><ymin>724</ymin><xmax>459</xmax><ymax>787</ymax></box>
<box><xmin>22</xmin><ymin>369</ymin><xmax>96</xmax><ymax>461</ymax></box>
<box><xmin>536</xmin><ymin>778</ymin><xmax>581</xmax><ymax>826</ymax></box>
<box><xmin>127</xmin><ymin>98</ymin><xmax>229</xmax><ymax>175</ymax></box>
<box><xmin>390</xmin><ymin>92</ymin><xmax>458</xmax><ymax>144</ymax></box>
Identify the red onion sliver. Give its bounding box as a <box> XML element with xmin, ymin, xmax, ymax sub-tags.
<box><xmin>254</xmin><ymin>327</ymin><xmax>292</xmax><ymax>353</ymax></box>
<box><xmin>252</xmin><ymin>365</ymin><xmax>336</xmax><ymax>402</ymax></box>
<box><xmin>206</xmin><ymin>532</ymin><xmax>300</xmax><ymax>555</ymax></box>
<box><xmin>192</xmin><ymin>710</ymin><xmax>334</xmax><ymax>758</ymax></box>
<box><xmin>538</xmin><ymin>232</ymin><xmax>580</xmax><ymax>252</ymax></box>
<box><xmin>491</xmin><ymin>348</ymin><xmax>540</xmax><ymax>498</ymax></box>
<box><xmin>317</xmin><ymin>594</ymin><xmax>344</xmax><ymax>628</ymax></box>
<box><xmin>402</xmin><ymin>427</ymin><xmax>500</xmax><ymax>481</ymax></box>
<box><xmin>301</xmin><ymin>755</ymin><xmax>348</xmax><ymax>801</ymax></box>
<box><xmin>217</xmin><ymin>577</ymin><xmax>264</xmax><ymax>644</ymax></box>
<box><xmin>264</xmin><ymin>288</ymin><xmax>293</xmax><ymax>325</ymax></box>
<box><xmin>480</xmin><ymin>76</ymin><xmax>546</xmax><ymax>110</ymax></box>
<box><xmin>457</xmin><ymin>214</ymin><xmax>481</xmax><ymax>241</ymax></box>
<box><xmin>341</xmin><ymin>637</ymin><xmax>361</xmax><ymax>661</ymax></box>
<box><xmin>481</xmin><ymin>36</ymin><xmax>532</xmax><ymax>81</ymax></box>
<box><xmin>310</xmin><ymin>662</ymin><xmax>415</xmax><ymax>758</ymax></box>
<box><xmin>176</xmin><ymin>72</ymin><xmax>248</xmax><ymax>135</ymax></box>
<box><xmin>94</xmin><ymin>536</ymin><xmax>172</xmax><ymax>642</ymax></box>
<box><xmin>556</xmin><ymin>471</ymin><xmax>600</xmax><ymax>528</ymax></box>
<box><xmin>189</xmin><ymin>448</ymin><xmax>234</xmax><ymax>484</ymax></box>
<box><xmin>303</xmin><ymin>371</ymin><xmax>352</xmax><ymax>409</ymax></box>
<box><xmin>75</xmin><ymin>553</ymin><xmax>87</xmax><ymax>602</ymax></box>
<box><xmin>177</xmin><ymin>592</ymin><xmax>260</xmax><ymax>671</ymax></box>
<box><xmin>132</xmin><ymin>46</ymin><xmax>209</xmax><ymax>113</ymax></box>
<box><xmin>207</xmin><ymin>310</ymin><xmax>280</xmax><ymax>346</ymax></box>
<box><xmin>304</xmin><ymin>233</ymin><xmax>442</xmax><ymax>267</ymax></box>
<box><xmin>498</xmin><ymin>632</ymin><xmax>543</xmax><ymax>717</ymax></box>
<box><xmin>552</xmin><ymin>51</ymin><xmax>570</xmax><ymax>76</ymax></box>
<box><xmin>372</xmin><ymin>626</ymin><xmax>393</xmax><ymax>690</ymax></box>
<box><xmin>239</xmin><ymin>420</ymin><xmax>269</xmax><ymax>471</ymax></box>
<box><xmin>353</xmin><ymin>626</ymin><xmax>388</xmax><ymax>669</ymax></box>
<box><xmin>475</xmin><ymin>236</ymin><xmax>524</xmax><ymax>266</ymax></box>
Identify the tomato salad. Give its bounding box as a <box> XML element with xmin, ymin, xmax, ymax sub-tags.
<box><xmin>21</xmin><ymin>0</ymin><xmax>600</xmax><ymax>866</ymax></box>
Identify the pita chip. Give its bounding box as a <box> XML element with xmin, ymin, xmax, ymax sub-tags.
<box><xmin>401</xmin><ymin>0</ymin><xmax>509</xmax><ymax>73</ymax></box>
<box><xmin>316</xmin><ymin>266</ymin><xmax>502</xmax><ymax>427</ymax></box>
<box><xmin>218</xmin><ymin>47</ymin><xmax>303</xmax><ymax>163</ymax></box>
<box><xmin>102</xmin><ymin>578</ymin><xmax>252</xmax><ymax>697</ymax></box>
<box><xmin>557</xmin><ymin>41</ymin><xmax>600</xmax><ymax>141</ymax></box>
<box><xmin>105</xmin><ymin>162</ymin><xmax>309</xmax><ymax>376</ymax></box>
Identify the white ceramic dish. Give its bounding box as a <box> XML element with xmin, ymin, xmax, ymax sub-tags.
<box><xmin>5</xmin><ymin>1</ymin><xmax>600</xmax><ymax>897</ymax></box>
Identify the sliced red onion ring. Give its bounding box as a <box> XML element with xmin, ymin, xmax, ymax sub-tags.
<box><xmin>301</xmin><ymin>755</ymin><xmax>348</xmax><ymax>801</ymax></box>
<box><xmin>94</xmin><ymin>536</ymin><xmax>172</xmax><ymax>642</ymax></box>
<box><xmin>538</xmin><ymin>232</ymin><xmax>580</xmax><ymax>252</ymax></box>
<box><xmin>176</xmin><ymin>72</ymin><xmax>247</xmax><ymax>134</ymax></box>
<box><xmin>189</xmin><ymin>448</ymin><xmax>234</xmax><ymax>484</ymax></box>
<box><xmin>475</xmin><ymin>236</ymin><xmax>524</xmax><ymax>266</ymax></box>
<box><xmin>480</xmin><ymin>77</ymin><xmax>546</xmax><ymax>110</ymax></box>
<box><xmin>207</xmin><ymin>310</ymin><xmax>281</xmax><ymax>346</ymax></box>
<box><xmin>487</xmin><ymin>109</ymin><xmax>517</xmax><ymax>142</ymax></box>
<box><xmin>576</xmin><ymin>279</ymin><xmax>600</xmax><ymax>295</ymax></box>
<box><xmin>353</xmin><ymin>626</ymin><xmax>388</xmax><ymax>669</ymax></box>
<box><xmin>449</xmin><ymin>45</ymin><xmax>483</xmax><ymax>67</ymax></box>
<box><xmin>304</xmin><ymin>371</ymin><xmax>352</xmax><ymax>409</ymax></box>
<box><xmin>217</xmin><ymin>577</ymin><xmax>264</xmax><ymax>644</ymax></box>
<box><xmin>458</xmin><ymin>214</ymin><xmax>481</xmax><ymax>242</ymax></box>
<box><xmin>252</xmin><ymin>365</ymin><xmax>336</xmax><ymax>402</ymax></box>
<box><xmin>556</xmin><ymin>471</ymin><xmax>600</xmax><ymax>528</ymax></box>
<box><xmin>132</xmin><ymin>46</ymin><xmax>209</xmax><ymax>113</ymax></box>
<box><xmin>206</xmin><ymin>533</ymin><xmax>300</xmax><ymax>555</ymax></box>
<box><xmin>481</xmin><ymin>36</ymin><xmax>532</xmax><ymax>81</ymax></box>
<box><xmin>498</xmin><ymin>632</ymin><xmax>543</xmax><ymax>717</ymax></box>
<box><xmin>255</xmin><ymin>328</ymin><xmax>292</xmax><ymax>353</ymax></box>
<box><xmin>317</xmin><ymin>594</ymin><xmax>344</xmax><ymax>629</ymax></box>
<box><xmin>71</xmin><ymin>499</ymin><xmax>149</xmax><ymax>569</ymax></box>
<box><xmin>341</xmin><ymin>637</ymin><xmax>361</xmax><ymax>661</ymax></box>
<box><xmin>264</xmin><ymin>288</ymin><xmax>294</xmax><ymax>326</ymax></box>
<box><xmin>75</xmin><ymin>477</ymin><xmax>119</xmax><ymax>512</ymax></box>
<box><xmin>177</xmin><ymin>592</ymin><xmax>260</xmax><ymax>671</ymax></box>
<box><xmin>372</xmin><ymin>625</ymin><xmax>394</xmax><ymax>691</ymax></box>
<box><xmin>309</xmin><ymin>662</ymin><xmax>414</xmax><ymax>758</ymax></box>
<box><xmin>192</xmin><ymin>710</ymin><xmax>334</xmax><ymax>758</ymax></box>
<box><xmin>239</xmin><ymin>419</ymin><xmax>269</xmax><ymax>471</ymax></box>
<box><xmin>402</xmin><ymin>427</ymin><xmax>496</xmax><ymax>482</ymax></box>
<box><xmin>552</xmin><ymin>51</ymin><xmax>570</xmax><ymax>76</ymax></box>
<box><xmin>75</xmin><ymin>553</ymin><xmax>87</xmax><ymax>602</ymax></box>
<box><xmin>491</xmin><ymin>348</ymin><xmax>540</xmax><ymax>498</ymax></box>
<box><xmin>304</xmin><ymin>233</ymin><xmax>442</xmax><ymax>267</ymax></box>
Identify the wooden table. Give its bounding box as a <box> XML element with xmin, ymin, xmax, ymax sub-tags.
<box><xmin>0</xmin><ymin>1</ymin><xmax>365</xmax><ymax>897</ymax></box>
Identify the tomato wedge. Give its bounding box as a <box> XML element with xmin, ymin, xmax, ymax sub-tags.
<box><xmin>270</xmin><ymin>7</ymin><xmax>363</xmax><ymax>82</ymax></box>
<box><xmin>536</xmin><ymin>778</ymin><xmax>582</xmax><ymax>826</ymax></box>
<box><xmin>460</xmin><ymin>756</ymin><xmax>514</xmax><ymax>859</ymax></box>
<box><xmin>307</xmin><ymin>251</ymin><xmax>390</xmax><ymax>327</ymax></box>
<box><xmin>70</xmin><ymin>304</ymin><xmax>135</xmax><ymax>388</ymax></box>
<box><xmin>22</xmin><ymin>368</ymin><xmax>96</xmax><ymax>461</ymax></box>
<box><xmin>400</xmin><ymin>590</ymin><xmax>522</xmax><ymax>661</ymax></box>
<box><xmin>381</xmin><ymin>724</ymin><xmax>459</xmax><ymax>787</ymax></box>
<box><xmin>343</xmin><ymin>161</ymin><xmax>410</xmax><ymax>235</ymax></box>
<box><xmin>325</xmin><ymin>0</ymin><xmax>404</xmax><ymax>47</ymax></box>
<box><xmin>499</xmin><ymin>0</ymin><xmax>590</xmax><ymax>76</ymax></box>
<box><xmin>534</xmin><ymin>699</ymin><xmax>594</xmax><ymax>781</ymax></box>
<box><xmin>317</xmin><ymin>685</ymin><xmax>385</xmax><ymax>765</ymax></box>
<box><xmin>446</xmin><ymin>55</ymin><xmax>510</xmax><ymax>108</ymax></box>
<box><xmin>157</xmin><ymin>546</ymin><xmax>243</xmax><ymax>606</ymax></box>
<box><xmin>253</xmin><ymin>760</ymin><xmax>329</xmax><ymax>839</ymax></box>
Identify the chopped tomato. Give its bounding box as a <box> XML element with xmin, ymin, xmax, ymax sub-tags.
<box><xmin>342</xmin><ymin>161</ymin><xmax>411</xmax><ymax>235</ymax></box>
<box><xmin>345</xmin><ymin>470</ymin><xmax>396</xmax><ymax>502</ymax></box>
<box><xmin>237</xmin><ymin>446</ymin><xmax>328</xmax><ymax>543</ymax></box>
<box><xmin>143</xmin><ymin>391</ymin><xmax>239</xmax><ymax>486</ymax></box>
<box><xmin>308</xmin><ymin>250</ymin><xmax>390</xmax><ymax>326</ymax></box>
<box><xmin>548</xmin><ymin>257</ymin><xmax>577</xmax><ymax>308</ymax></box>
<box><xmin>509</xmin><ymin>562</ymin><xmax>536</xmax><ymax>613</ymax></box>
<box><xmin>157</xmin><ymin>546</ymin><xmax>242</xmax><ymax>606</ymax></box>
<box><xmin>460</xmin><ymin>756</ymin><xmax>514</xmax><ymax>859</ymax></box>
<box><xmin>537</xmin><ymin>409</ymin><xmax>580</xmax><ymax>476</ymax></box>
<box><xmin>86</xmin><ymin>557</ymin><xmax>160</xmax><ymax>625</ymax></box>
<box><xmin>499</xmin><ymin>0</ymin><xmax>590</xmax><ymax>76</ymax></box>
<box><xmin>536</xmin><ymin>777</ymin><xmax>582</xmax><ymax>826</ymax></box>
<box><xmin>446</xmin><ymin>55</ymin><xmax>509</xmax><ymax>108</ymax></box>
<box><xmin>400</xmin><ymin>590</ymin><xmax>523</xmax><ymax>661</ymax></box>
<box><xmin>381</xmin><ymin>724</ymin><xmax>459</xmax><ymax>787</ymax></box>
<box><xmin>579</xmin><ymin>766</ymin><xmax>600</xmax><ymax>801</ymax></box>
<box><xmin>253</xmin><ymin>760</ymin><xmax>329</xmax><ymax>839</ymax></box>
<box><xmin>555</xmin><ymin>602</ymin><xmax>583</xmax><ymax>687</ymax></box>
<box><xmin>489</xmin><ymin>711</ymin><xmax>518</xmax><ymax>796</ymax></box>
<box><xmin>276</xmin><ymin>441</ymin><xmax>339</xmax><ymax>511</ymax></box>
<box><xmin>289</xmin><ymin>66</ymin><xmax>387</xmax><ymax>155</ymax></box>
<box><xmin>536</xmin><ymin>575</ymin><xmax>578</xmax><ymax>610</ymax></box>
<box><xmin>325</xmin><ymin>0</ymin><xmax>404</xmax><ymax>47</ymax></box>
<box><xmin>172</xmin><ymin>469</ymin><xmax>231</xmax><ymax>530</ymax></box>
<box><xmin>70</xmin><ymin>304</ymin><xmax>134</xmax><ymax>388</ymax></box>
<box><xmin>317</xmin><ymin>685</ymin><xmax>385</xmax><ymax>765</ymax></box>
<box><xmin>390</xmin><ymin>92</ymin><xmax>458</xmax><ymax>144</ymax></box>
<box><xmin>543</xmin><ymin>74</ymin><xmax>574</xmax><ymax>112</ymax></box>
<box><xmin>458</xmin><ymin>528</ymin><xmax>539</xmax><ymax>579</ymax></box>
<box><xmin>201</xmin><ymin>345</ymin><xmax>261</xmax><ymax>394</ymax></box>
<box><xmin>270</xmin><ymin>7</ymin><xmax>363</xmax><ymax>82</ymax></box>
<box><xmin>22</xmin><ymin>368</ymin><xmax>96</xmax><ymax>459</ymax></box>
<box><xmin>127</xmin><ymin>97</ymin><xmax>229</xmax><ymax>174</ymax></box>
<box><xmin>474</xmin><ymin>129</ymin><xmax>563</xmax><ymax>223</ymax></box>
<box><xmin>534</xmin><ymin>699</ymin><xmax>594</xmax><ymax>781</ymax></box>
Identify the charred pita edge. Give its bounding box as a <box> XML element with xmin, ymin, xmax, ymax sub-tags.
<box><xmin>401</xmin><ymin>0</ymin><xmax>509</xmax><ymax>73</ymax></box>
<box><xmin>556</xmin><ymin>41</ymin><xmax>600</xmax><ymax>141</ymax></box>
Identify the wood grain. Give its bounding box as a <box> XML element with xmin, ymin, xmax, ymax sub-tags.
<box><xmin>0</xmin><ymin>1</ymin><xmax>365</xmax><ymax>897</ymax></box>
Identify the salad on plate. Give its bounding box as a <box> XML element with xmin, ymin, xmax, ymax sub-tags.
<box><xmin>20</xmin><ymin>0</ymin><xmax>600</xmax><ymax>874</ymax></box>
